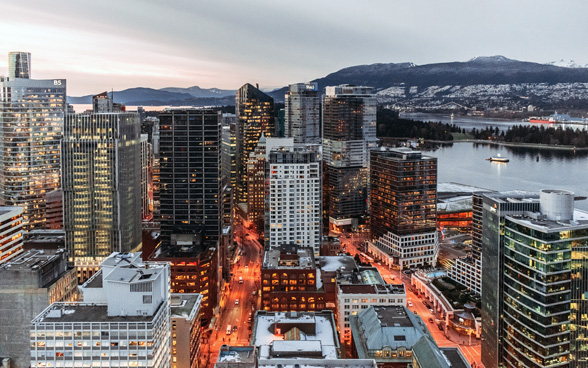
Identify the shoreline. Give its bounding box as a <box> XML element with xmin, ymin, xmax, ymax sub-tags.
<box><xmin>427</xmin><ymin>139</ymin><xmax>588</xmax><ymax>151</ymax></box>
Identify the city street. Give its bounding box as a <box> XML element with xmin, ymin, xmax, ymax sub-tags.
<box><xmin>340</xmin><ymin>233</ymin><xmax>482</xmax><ymax>367</ymax></box>
<box><xmin>205</xmin><ymin>227</ymin><xmax>264</xmax><ymax>366</ymax></box>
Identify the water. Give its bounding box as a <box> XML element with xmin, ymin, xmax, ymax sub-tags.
<box><xmin>401</xmin><ymin>112</ymin><xmax>588</xmax><ymax>132</ymax></box>
<box><xmin>424</xmin><ymin>142</ymin><xmax>588</xmax><ymax>212</ymax></box>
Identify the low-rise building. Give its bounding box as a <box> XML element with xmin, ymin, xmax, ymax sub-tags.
<box><xmin>251</xmin><ymin>310</ymin><xmax>340</xmax><ymax>360</ymax></box>
<box><xmin>261</xmin><ymin>244</ymin><xmax>336</xmax><ymax>312</ymax></box>
<box><xmin>0</xmin><ymin>249</ymin><xmax>78</xmax><ymax>368</ymax></box>
<box><xmin>214</xmin><ymin>346</ymin><xmax>257</xmax><ymax>368</ymax></box>
<box><xmin>31</xmin><ymin>252</ymin><xmax>171</xmax><ymax>368</ymax></box>
<box><xmin>411</xmin><ymin>336</ymin><xmax>470</xmax><ymax>368</ymax></box>
<box><xmin>335</xmin><ymin>264</ymin><xmax>406</xmax><ymax>344</ymax></box>
<box><xmin>349</xmin><ymin>306</ymin><xmax>430</xmax><ymax>367</ymax></box>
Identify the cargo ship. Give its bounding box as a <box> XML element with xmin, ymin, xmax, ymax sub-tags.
<box><xmin>529</xmin><ymin>112</ymin><xmax>587</xmax><ymax>124</ymax></box>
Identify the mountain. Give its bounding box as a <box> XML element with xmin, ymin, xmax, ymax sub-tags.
<box><xmin>68</xmin><ymin>57</ymin><xmax>588</xmax><ymax>109</ymax></box>
<box><xmin>546</xmin><ymin>59</ymin><xmax>588</xmax><ymax>69</ymax></box>
<box><xmin>67</xmin><ymin>86</ymin><xmax>235</xmax><ymax>105</ymax></box>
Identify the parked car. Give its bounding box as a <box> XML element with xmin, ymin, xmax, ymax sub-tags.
<box><xmin>429</xmin><ymin>317</ymin><xmax>434</xmax><ymax>323</ymax></box>
<box><xmin>233</xmin><ymin>325</ymin><xmax>238</xmax><ymax>332</ymax></box>
<box><xmin>408</xmin><ymin>301</ymin><xmax>413</xmax><ymax>307</ymax></box>
<box><xmin>438</xmin><ymin>324</ymin><xmax>444</xmax><ymax>331</ymax></box>
<box><xmin>429</xmin><ymin>309</ymin><xmax>434</xmax><ymax>314</ymax></box>
<box><xmin>235</xmin><ymin>299</ymin><xmax>239</xmax><ymax>305</ymax></box>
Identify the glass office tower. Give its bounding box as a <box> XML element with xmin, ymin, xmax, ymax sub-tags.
<box><xmin>284</xmin><ymin>82</ymin><xmax>320</xmax><ymax>144</ymax></box>
<box><xmin>62</xmin><ymin>112</ymin><xmax>142</xmax><ymax>280</ymax></box>
<box><xmin>0</xmin><ymin>53</ymin><xmax>66</xmax><ymax>230</ymax></box>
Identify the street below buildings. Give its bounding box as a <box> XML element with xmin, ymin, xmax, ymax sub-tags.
<box><xmin>205</xmin><ymin>227</ymin><xmax>264</xmax><ymax>367</ymax></box>
<box><xmin>340</xmin><ymin>233</ymin><xmax>482</xmax><ymax>367</ymax></box>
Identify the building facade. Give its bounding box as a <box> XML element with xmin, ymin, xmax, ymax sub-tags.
<box><xmin>284</xmin><ymin>82</ymin><xmax>320</xmax><ymax>144</ymax></box>
<box><xmin>0</xmin><ymin>53</ymin><xmax>66</xmax><ymax>230</ymax></box>
<box><xmin>0</xmin><ymin>249</ymin><xmax>78</xmax><ymax>368</ymax></box>
<box><xmin>31</xmin><ymin>252</ymin><xmax>171</xmax><ymax>368</ymax></box>
<box><xmin>171</xmin><ymin>294</ymin><xmax>203</xmax><ymax>368</ymax></box>
<box><xmin>235</xmin><ymin>84</ymin><xmax>274</xmax><ymax>206</ymax></box>
<box><xmin>266</xmin><ymin>144</ymin><xmax>322</xmax><ymax>255</ymax></box>
<box><xmin>141</xmin><ymin>134</ymin><xmax>154</xmax><ymax>220</ymax></box>
<box><xmin>0</xmin><ymin>206</ymin><xmax>24</xmax><ymax>264</ymax></box>
<box><xmin>322</xmin><ymin>85</ymin><xmax>376</xmax><ymax>231</ymax></box>
<box><xmin>45</xmin><ymin>189</ymin><xmax>64</xmax><ymax>229</ymax></box>
<box><xmin>246</xmin><ymin>135</ymin><xmax>267</xmax><ymax>230</ymax></box>
<box><xmin>62</xmin><ymin>112</ymin><xmax>142</xmax><ymax>280</ymax></box>
<box><xmin>159</xmin><ymin>109</ymin><xmax>221</xmax><ymax>250</ymax></box>
<box><xmin>368</xmin><ymin>148</ymin><xmax>438</xmax><ymax>270</ymax></box>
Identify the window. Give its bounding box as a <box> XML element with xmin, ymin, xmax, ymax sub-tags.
<box><xmin>143</xmin><ymin>295</ymin><xmax>152</xmax><ymax>304</ymax></box>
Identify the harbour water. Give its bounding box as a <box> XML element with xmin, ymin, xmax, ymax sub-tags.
<box><xmin>421</xmin><ymin>137</ymin><xmax>588</xmax><ymax>212</ymax></box>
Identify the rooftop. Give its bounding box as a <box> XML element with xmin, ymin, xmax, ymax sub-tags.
<box><xmin>507</xmin><ymin>209</ymin><xmax>588</xmax><ymax>232</ymax></box>
<box><xmin>252</xmin><ymin>311</ymin><xmax>339</xmax><ymax>360</ymax></box>
<box><xmin>319</xmin><ymin>256</ymin><xmax>357</xmax><ymax>273</ymax></box>
<box><xmin>263</xmin><ymin>245</ymin><xmax>316</xmax><ymax>269</ymax></box>
<box><xmin>0</xmin><ymin>248</ymin><xmax>66</xmax><ymax>272</ymax></box>
<box><xmin>215</xmin><ymin>346</ymin><xmax>256</xmax><ymax>365</ymax></box>
<box><xmin>350</xmin><ymin>306</ymin><xmax>429</xmax><ymax>358</ymax></box>
<box><xmin>31</xmin><ymin>302</ymin><xmax>163</xmax><ymax>324</ymax></box>
<box><xmin>257</xmin><ymin>359</ymin><xmax>377</xmax><ymax>368</ymax></box>
<box><xmin>171</xmin><ymin>293</ymin><xmax>202</xmax><ymax>320</ymax></box>
<box><xmin>412</xmin><ymin>336</ymin><xmax>471</xmax><ymax>368</ymax></box>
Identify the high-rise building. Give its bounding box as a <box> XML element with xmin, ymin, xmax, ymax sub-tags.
<box><xmin>0</xmin><ymin>206</ymin><xmax>24</xmax><ymax>264</ymax></box>
<box><xmin>141</xmin><ymin>134</ymin><xmax>154</xmax><ymax>220</ymax></box>
<box><xmin>92</xmin><ymin>91</ymin><xmax>113</xmax><ymax>112</ymax></box>
<box><xmin>8</xmin><ymin>52</ymin><xmax>30</xmax><ymax>79</ymax></box>
<box><xmin>159</xmin><ymin>109</ymin><xmax>221</xmax><ymax>249</ymax></box>
<box><xmin>31</xmin><ymin>252</ymin><xmax>170</xmax><ymax>368</ymax></box>
<box><xmin>221</xmin><ymin>113</ymin><xmax>237</xmax><ymax>191</ymax></box>
<box><xmin>481</xmin><ymin>190</ymin><xmax>588</xmax><ymax>368</ymax></box>
<box><xmin>62</xmin><ymin>111</ymin><xmax>142</xmax><ymax>280</ymax></box>
<box><xmin>156</xmin><ymin>109</ymin><xmax>221</xmax><ymax>326</ymax></box>
<box><xmin>0</xmin><ymin>249</ymin><xmax>78</xmax><ymax>368</ymax></box>
<box><xmin>246</xmin><ymin>135</ymin><xmax>267</xmax><ymax>231</ymax></box>
<box><xmin>0</xmin><ymin>53</ymin><xmax>66</xmax><ymax>230</ymax></box>
<box><xmin>284</xmin><ymin>82</ymin><xmax>320</xmax><ymax>144</ymax></box>
<box><xmin>367</xmin><ymin>148</ymin><xmax>438</xmax><ymax>270</ymax></box>
<box><xmin>170</xmin><ymin>294</ymin><xmax>203</xmax><ymax>368</ymax></box>
<box><xmin>235</xmin><ymin>83</ymin><xmax>274</xmax><ymax>207</ymax></box>
<box><xmin>45</xmin><ymin>189</ymin><xmax>63</xmax><ymax>229</ymax></box>
<box><xmin>266</xmin><ymin>143</ymin><xmax>322</xmax><ymax>255</ymax></box>
<box><xmin>322</xmin><ymin>85</ymin><xmax>376</xmax><ymax>232</ymax></box>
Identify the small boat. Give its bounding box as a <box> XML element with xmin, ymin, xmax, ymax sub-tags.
<box><xmin>486</xmin><ymin>155</ymin><xmax>509</xmax><ymax>163</ymax></box>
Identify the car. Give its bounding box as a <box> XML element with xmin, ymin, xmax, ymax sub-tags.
<box><xmin>429</xmin><ymin>318</ymin><xmax>434</xmax><ymax>323</ymax></box>
<box><xmin>408</xmin><ymin>301</ymin><xmax>413</xmax><ymax>307</ymax></box>
<box><xmin>245</xmin><ymin>265</ymin><xmax>248</xmax><ymax>268</ymax></box>
<box><xmin>413</xmin><ymin>310</ymin><xmax>418</xmax><ymax>314</ymax></box>
<box><xmin>226</xmin><ymin>325</ymin><xmax>232</xmax><ymax>335</ymax></box>
<box><xmin>438</xmin><ymin>324</ymin><xmax>444</xmax><ymax>331</ymax></box>
<box><xmin>429</xmin><ymin>309</ymin><xmax>434</xmax><ymax>314</ymax></box>
<box><xmin>235</xmin><ymin>299</ymin><xmax>239</xmax><ymax>305</ymax></box>
<box><xmin>232</xmin><ymin>325</ymin><xmax>238</xmax><ymax>332</ymax></box>
<box><xmin>239</xmin><ymin>276</ymin><xmax>243</xmax><ymax>284</ymax></box>
<box><xmin>252</xmin><ymin>290</ymin><xmax>256</xmax><ymax>296</ymax></box>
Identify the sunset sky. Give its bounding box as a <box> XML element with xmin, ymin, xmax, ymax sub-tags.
<box><xmin>2</xmin><ymin>0</ymin><xmax>587</xmax><ymax>95</ymax></box>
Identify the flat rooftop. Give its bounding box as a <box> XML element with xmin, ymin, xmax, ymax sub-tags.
<box><xmin>440</xmin><ymin>348</ymin><xmax>470</xmax><ymax>368</ymax></box>
<box><xmin>171</xmin><ymin>294</ymin><xmax>202</xmax><ymax>319</ymax></box>
<box><xmin>319</xmin><ymin>256</ymin><xmax>357</xmax><ymax>273</ymax></box>
<box><xmin>32</xmin><ymin>302</ymin><xmax>163</xmax><ymax>324</ymax></box>
<box><xmin>263</xmin><ymin>245</ymin><xmax>315</xmax><ymax>269</ymax></box>
<box><xmin>216</xmin><ymin>346</ymin><xmax>256</xmax><ymax>364</ymax></box>
<box><xmin>0</xmin><ymin>249</ymin><xmax>66</xmax><ymax>271</ymax></box>
<box><xmin>252</xmin><ymin>311</ymin><xmax>339</xmax><ymax>360</ymax></box>
<box><xmin>507</xmin><ymin>209</ymin><xmax>588</xmax><ymax>232</ymax></box>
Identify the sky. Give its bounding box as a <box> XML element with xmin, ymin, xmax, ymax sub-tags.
<box><xmin>2</xmin><ymin>0</ymin><xmax>588</xmax><ymax>96</ymax></box>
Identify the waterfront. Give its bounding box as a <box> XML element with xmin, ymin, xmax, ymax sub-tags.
<box><xmin>401</xmin><ymin>112</ymin><xmax>588</xmax><ymax>132</ymax></box>
<box><xmin>425</xmin><ymin>141</ymin><xmax>588</xmax><ymax>212</ymax></box>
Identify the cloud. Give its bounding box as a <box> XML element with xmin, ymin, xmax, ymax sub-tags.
<box><xmin>2</xmin><ymin>0</ymin><xmax>588</xmax><ymax>95</ymax></box>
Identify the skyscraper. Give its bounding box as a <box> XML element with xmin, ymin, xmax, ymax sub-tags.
<box><xmin>0</xmin><ymin>206</ymin><xmax>24</xmax><ymax>264</ymax></box>
<box><xmin>62</xmin><ymin>111</ymin><xmax>142</xmax><ymax>280</ymax></box>
<box><xmin>284</xmin><ymin>82</ymin><xmax>320</xmax><ymax>144</ymax></box>
<box><xmin>8</xmin><ymin>52</ymin><xmax>30</xmax><ymax>79</ymax></box>
<box><xmin>0</xmin><ymin>53</ymin><xmax>66</xmax><ymax>230</ymax></box>
<box><xmin>367</xmin><ymin>148</ymin><xmax>438</xmax><ymax>270</ymax></box>
<box><xmin>480</xmin><ymin>190</ymin><xmax>588</xmax><ymax>368</ymax></box>
<box><xmin>140</xmin><ymin>134</ymin><xmax>153</xmax><ymax>220</ymax></box>
<box><xmin>159</xmin><ymin>109</ymin><xmax>221</xmax><ymax>249</ymax></box>
<box><xmin>221</xmin><ymin>113</ymin><xmax>237</xmax><ymax>192</ymax></box>
<box><xmin>235</xmin><ymin>83</ymin><xmax>274</xmax><ymax>208</ymax></box>
<box><xmin>322</xmin><ymin>85</ymin><xmax>376</xmax><ymax>232</ymax></box>
<box><xmin>266</xmin><ymin>143</ymin><xmax>322</xmax><ymax>256</ymax></box>
<box><xmin>246</xmin><ymin>135</ymin><xmax>267</xmax><ymax>230</ymax></box>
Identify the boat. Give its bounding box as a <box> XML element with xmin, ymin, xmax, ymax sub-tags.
<box><xmin>486</xmin><ymin>155</ymin><xmax>509</xmax><ymax>163</ymax></box>
<box><xmin>529</xmin><ymin>112</ymin><xmax>587</xmax><ymax>124</ymax></box>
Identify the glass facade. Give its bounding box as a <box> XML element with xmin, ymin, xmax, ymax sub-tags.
<box><xmin>235</xmin><ymin>84</ymin><xmax>274</xmax><ymax>205</ymax></box>
<box><xmin>62</xmin><ymin>113</ymin><xmax>142</xmax><ymax>273</ymax></box>
<box><xmin>159</xmin><ymin>110</ymin><xmax>220</xmax><ymax>250</ymax></box>
<box><xmin>0</xmin><ymin>76</ymin><xmax>66</xmax><ymax>230</ymax></box>
<box><xmin>284</xmin><ymin>82</ymin><xmax>320</xmax><ymax>144</ymax></box>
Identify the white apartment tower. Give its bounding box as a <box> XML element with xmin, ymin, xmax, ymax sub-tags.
<box><xmin>284</xmin><ymin>82</ymin><xmax>321</xmax><ymax>144</ymax></box>
<box><xmin>266</xmin><ymin>143</ymin><xmax>322</xmax><ymax>256</ymax></box>
<box><xmin>30</xmin><ymin>252</ymin><xmax>171</xmax><ymax>368</ymax></box>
